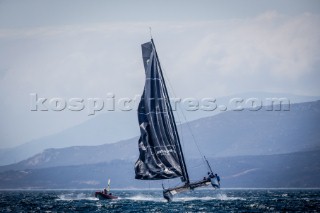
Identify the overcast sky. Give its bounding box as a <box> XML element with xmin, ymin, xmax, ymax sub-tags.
<box><xmin>0</xmin><ymin>0</ymin><xmax>319</xmax><ymax>148</ymax></box>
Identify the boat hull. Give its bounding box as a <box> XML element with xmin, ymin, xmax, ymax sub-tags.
<box><xmin>95</xmin><ymin>192</ymin><xmax>118</xmax><ymax>200</ymax></box>
<box><xmin>163</xmin><ymin>178</ymin><xmax>220</xmax><ymax>202</ymax></box>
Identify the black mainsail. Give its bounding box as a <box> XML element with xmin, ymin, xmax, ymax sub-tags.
<box><xmin>135</xmin><ymin>39</ymin><xmax>219</xmax><ymax>201</ymax></box>
<box><xmin>135</xmin><ymin>39</ymin><xmax>189</xmax><ymax>182</ymax></box>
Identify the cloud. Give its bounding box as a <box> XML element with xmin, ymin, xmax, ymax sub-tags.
<box><xmin>0</xmin><ymin>11</ymin><xmax>319</xmax><ymax>147</ymax></box>
<box><xmin>169</xmin><ymin>12</ymin><xmax>320</xmax><ymax>96</ymax></box>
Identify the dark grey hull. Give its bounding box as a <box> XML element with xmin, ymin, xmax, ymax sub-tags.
<box><xmin>163</xmin><ymin>177</ymin><xmax>220</xmax><ymax>202</ymax></box>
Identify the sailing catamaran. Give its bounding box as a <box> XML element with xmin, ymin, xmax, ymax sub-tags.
<box><xmin>134</xmin><ymin>38</ymin><xmax>220</xmax><ymax>202</ymax></box>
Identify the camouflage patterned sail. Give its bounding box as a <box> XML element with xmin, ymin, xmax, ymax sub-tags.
<box><xmin>134</xmin><ymin>39</ymin><xmax>189</xmax><ymax>181</ymax></box>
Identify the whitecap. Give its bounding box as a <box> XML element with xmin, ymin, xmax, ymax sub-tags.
<box><xmin>56</xmin><ymin>193</ymin><xmax>98</xmax><ymax>201</ymax></box>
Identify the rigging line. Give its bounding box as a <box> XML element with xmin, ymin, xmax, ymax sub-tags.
<box><xmin>179</xmin><ymin>119</ymin><xmax>184</xmax><ymax>150</ymax></box>
<box><xmin>151</xmin><ymin>39</ymin><xmax>189</xmax><ymax>183</ymax></box>
<box><xmin>149</xmin><ymin>45</ymin><xmax>184</xmax><ymax>150</ymax></box>
<box><xmin>161</xmin><ymin>66</ymin><xmax>185</xmax><ymax>154</ymax></box>
<box><xmin>159</xmin><ymin>57</ymin><xmax>207</xmax><ymax>167</ymax></box>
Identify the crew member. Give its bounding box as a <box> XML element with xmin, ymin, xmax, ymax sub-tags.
<box><xmin>215</xmin><ymin>174</ymin><xmax>220</xmax><ymax>184</ymax></box>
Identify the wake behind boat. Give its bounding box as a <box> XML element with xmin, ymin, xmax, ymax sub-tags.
<box><xmin>134</xmin><ymin>38</ymin><xmax>220</xmax><ymax>202</ymax></box>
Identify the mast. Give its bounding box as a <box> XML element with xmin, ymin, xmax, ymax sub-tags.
<box><xmin>150</xmin><ymin>39</ymin><xmax>190</xmax><ymax>183</ymax></box>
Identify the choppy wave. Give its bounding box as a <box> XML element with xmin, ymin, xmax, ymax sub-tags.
<box><xmin>123</xmin><ymin>192</ymin><xmax>245</xmax><ymax>202</ymax></box>
<box><xmin>215</xmin><ymin>193</ymin><xmax>246</xmax><ymax>201</ymax></box>
<box><xmin>124</xmin><ymin>194</ymin><xmax>165</xmax><ymax>202</ymax></box>
<box><xmin>1</xmin><ymin>189</ymin><xmax>319</xmax><ymax>212</ymax></box>
<box><xmin>55</xmin><ymin>191</ymin><xmax>246</xmax><ymax>202</ymax></box>
<box><xmin>56</xmin><ymin>192</ymin><xmax>98</xmax><ymax>201</ymax></box>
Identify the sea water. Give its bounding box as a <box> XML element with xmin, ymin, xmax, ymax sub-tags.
<box><xmin>0</xmin><ymin>189</ymin><xmax>319</xmax><ymax>212</ymax></box>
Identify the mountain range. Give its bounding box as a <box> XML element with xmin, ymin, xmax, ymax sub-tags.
<box><xmin>7</xmin><ymin>100</ymin><xmax>320</xmax><ymax>167</ymax></box>
<box><xmin>0</xmin><ymin>150</ymin><xmax>319</xmax><ymax>189</ymax></box>
<box><xmin>0</xmin><ymin>92</ymin><xmax>317</xmax><ymax>165</ymax></box>
<box><xmin>0</xmin><ymin>100</ymin><xmax>319</xmax><ymax>188</ymax></box>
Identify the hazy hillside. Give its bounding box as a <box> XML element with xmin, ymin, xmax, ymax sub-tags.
<box><xmin>0</xmin><ymin>112</ymin><xmax>138</xmax><ymax>166</ymax></box>
<box><xmin>0</xmin><ymin>151</ymin><xmax>319</xmax><ymax>189</ymax></box>
<box><xmin>0</xmin><ymin>138</ymin><xmax>138</xmax><ymax>172</ymax></box>
<box><xmin>0</xmin><ymin>93</ymin><xmax>319</xmax><ymax>166</ymax></box>
<box><xmin>182</xmin><ymin>100</ymin><xmax>320</xmax><ymax>158</ymax></box>
<box><xmin>1</xmin><ymin>100</ymin><xmax>319</xmax><ymax>173</ymax></box>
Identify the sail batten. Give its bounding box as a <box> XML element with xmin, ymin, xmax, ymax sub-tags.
<box><xmin>134</xmin><ymin>40</ymin><xmax>189</xmax><ymax>181</ymax></box>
